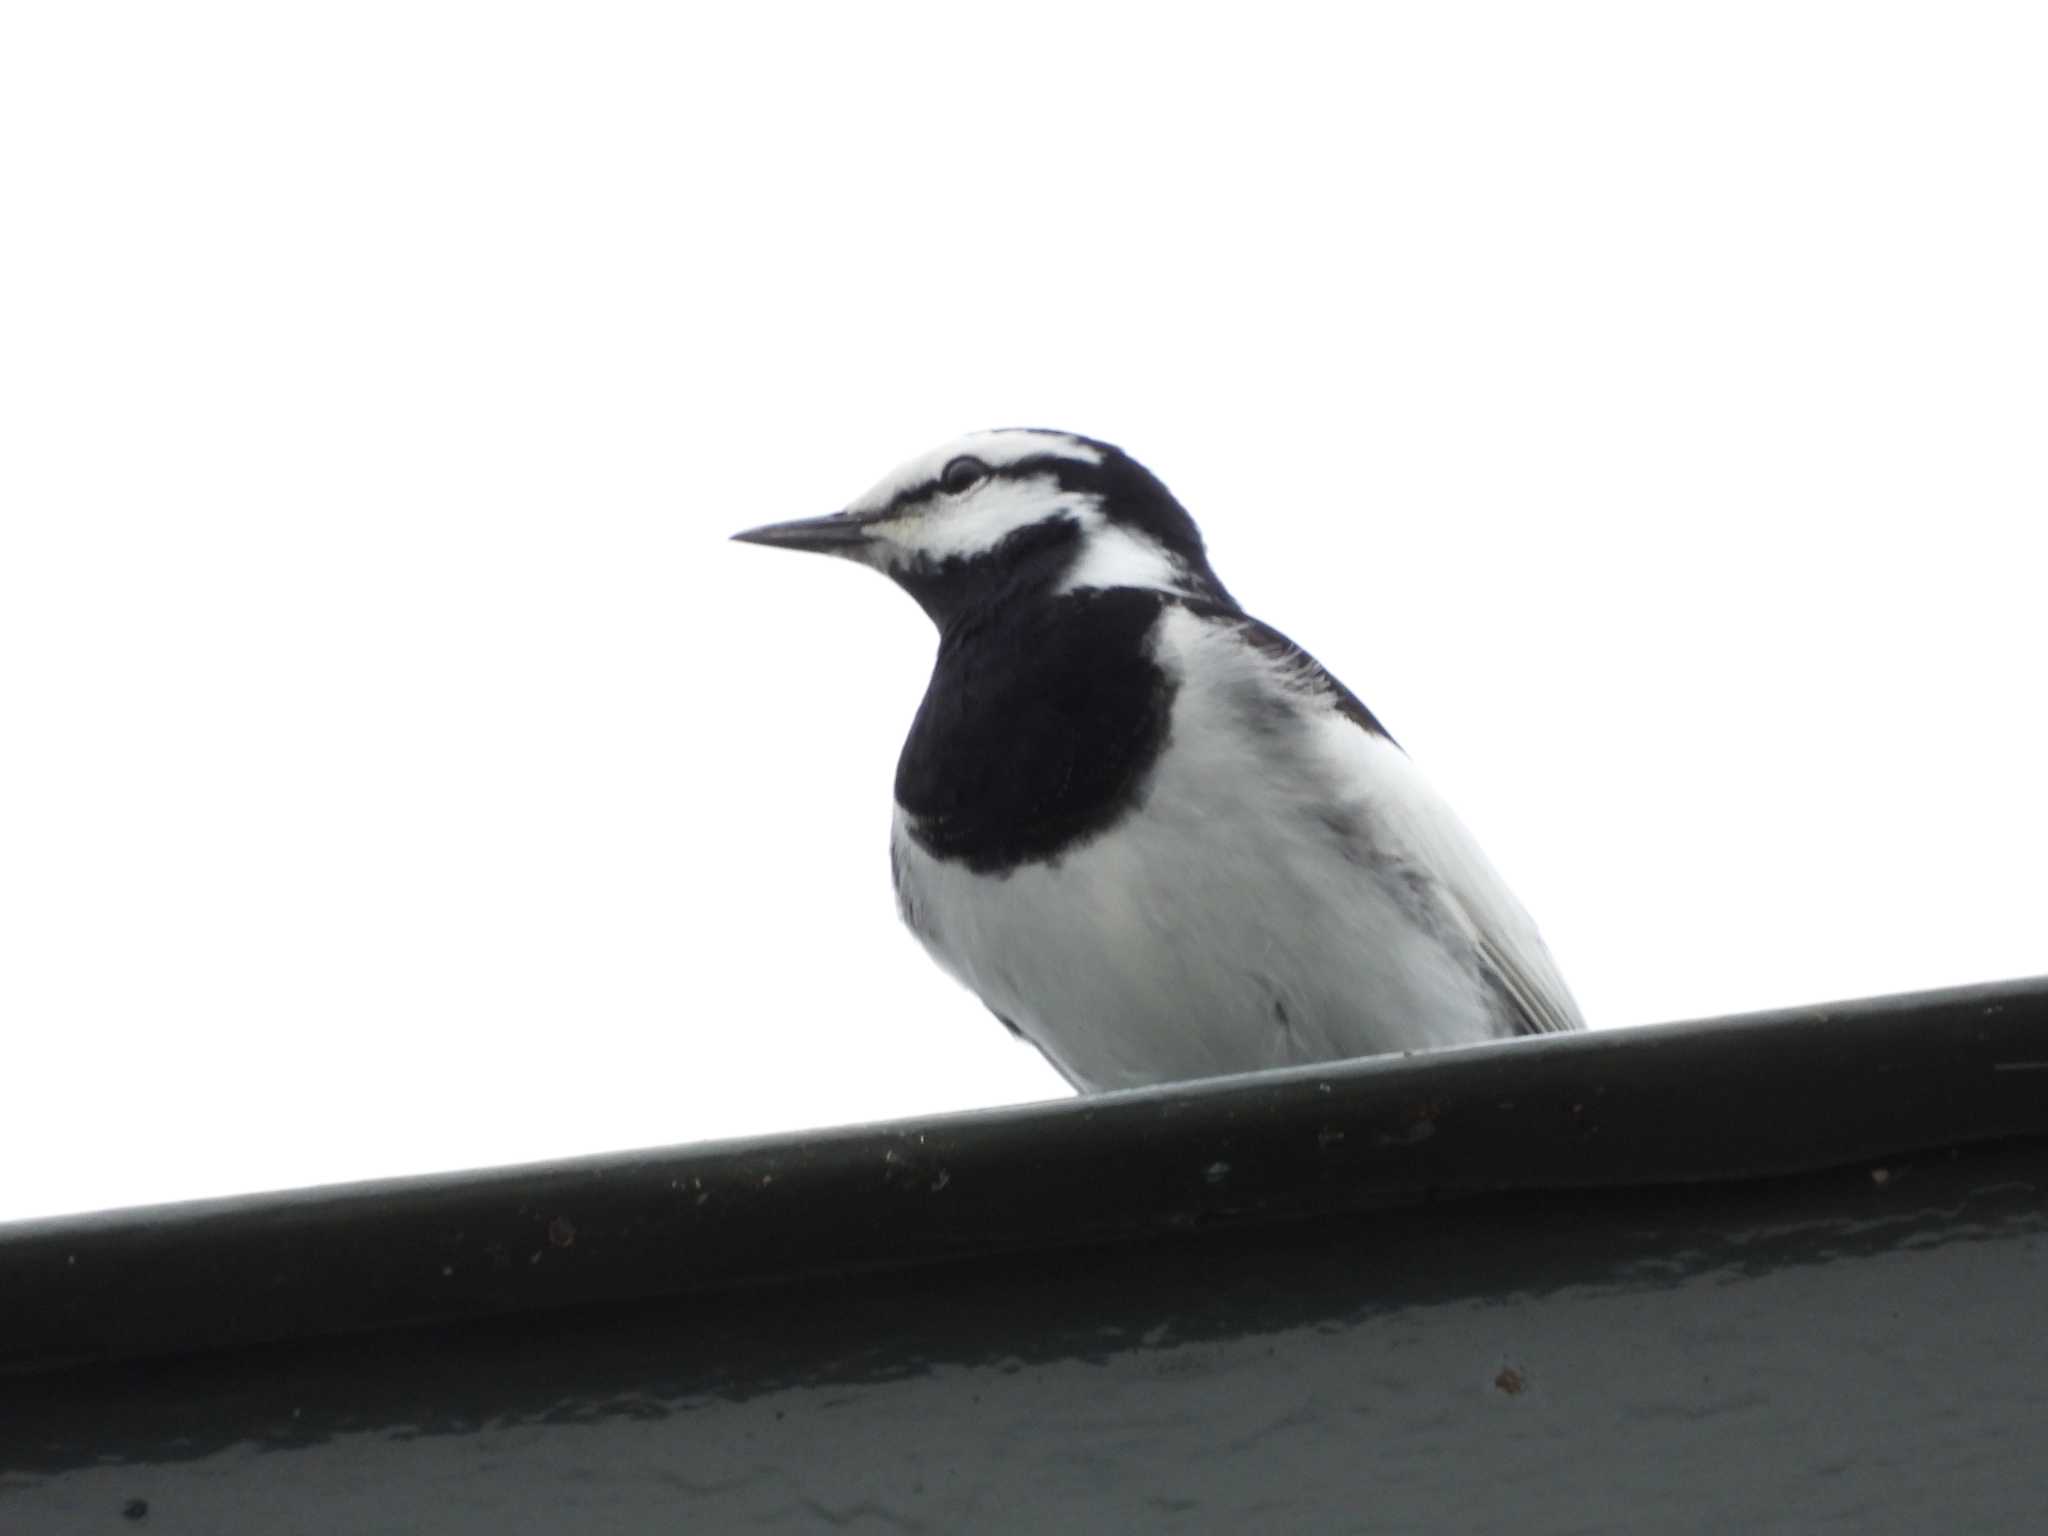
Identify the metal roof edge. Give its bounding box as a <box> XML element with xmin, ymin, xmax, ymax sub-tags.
<box><xmin>5</xmin><ymin>975</ymin><xmax>2045</xmax><ymax>1376</ymax></box>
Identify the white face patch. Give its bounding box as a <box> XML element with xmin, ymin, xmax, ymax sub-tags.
<box><xmin>846</xmin><ymin>429</ymin><xmax>1107</xmax><ymax>570</ymax></box>
<box><xmin>836</xmin><ymin>429</ymin><xmax>1196</xmax><ymax>599</ymax></box>
<box><xmin>866</xmin><ymin>471</ymin><xmax>1086</xmax><ymax>565</ymax></box>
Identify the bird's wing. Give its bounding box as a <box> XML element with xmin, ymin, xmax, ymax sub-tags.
<box><xmin>1332</xmin><ymin>691</ymin><xmax>1585</xmax><ymax>1037</ymax></box>
<box><xmin>1200</xmin><ymin>608</ymin><xmax>1402</xmax><ymax>746</ymax></box>
<box><xmin>1187</xmin><ymin>602</ymin><xmax>1585</xmax><ymax>1038</ymax></box>
<box><xmin>1473</xmin><ymin>932</ymin><xmax>1583</xmax><ymax>1036</ymax></box>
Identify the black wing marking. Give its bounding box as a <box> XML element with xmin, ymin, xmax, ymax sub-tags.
<box><xmin>1478</xmin><ymin>935</ymin><xmax>1582</xmax><ymax>1035</ymax></box>
<box><xmin>1174</xmin><ymin>599</ymin><xmax>1398</xmax><ymax>747</ymax></box>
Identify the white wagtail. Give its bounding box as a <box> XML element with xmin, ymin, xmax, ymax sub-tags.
<box><xmin>733</xmin><ymin>429</ymin><xmax>1583</xmax><ymax>1091</ymax></box>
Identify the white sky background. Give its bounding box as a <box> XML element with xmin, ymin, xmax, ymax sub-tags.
<box><xmin>3</xmin><ymin>5</ymin><xmax>2045</xmax><ymax>1222</ymax></box>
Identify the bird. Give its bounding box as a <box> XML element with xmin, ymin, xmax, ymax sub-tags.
<box><xmin>732</xmin><ymin>429</ymin><xmax>1583</xmax><ymax>1091</ymax></box>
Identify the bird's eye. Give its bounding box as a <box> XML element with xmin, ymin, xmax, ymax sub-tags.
<box><xmin>939</xmin><ymin>455</ymin><xmax>990</xmax><ymax>495</ymax></box>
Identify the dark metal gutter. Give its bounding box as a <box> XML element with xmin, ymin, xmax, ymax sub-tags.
<box><xmin>4</xmin><ymin>978</ymin><xmax>2047</xmax><ymax>1531</ymax></box>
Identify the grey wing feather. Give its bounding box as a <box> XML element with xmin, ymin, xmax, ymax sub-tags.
<box><xmin>1184</xmin><ymin>598</ymin><xmax>1586</xmax><ymax>1041</ymax></box>
<box><xmin>1195</xmin><ymin>602</ymin><xmax>1586</xmax><ymax>1039</ymax></box>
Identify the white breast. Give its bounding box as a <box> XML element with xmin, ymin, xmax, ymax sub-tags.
<box><xmin>889</xmin><ymin>604</ymin><xmax>1571</xmax><ymax>1090</ymax></box>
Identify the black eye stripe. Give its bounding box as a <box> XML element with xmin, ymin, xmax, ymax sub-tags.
<box><xmin>873</xmin><ymin>451</ymin><xmax>1088</xmax><ymax>519</ymax></box>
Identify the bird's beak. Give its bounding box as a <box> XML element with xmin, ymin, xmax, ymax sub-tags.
<box><xmin>730</xmin><ymin>510</ymin><xmax>877</xmax><ymax>558</ymax></box>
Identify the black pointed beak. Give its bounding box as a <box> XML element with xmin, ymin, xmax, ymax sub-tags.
<box><xmin>730</xmin><ymin>511</ymin><xmax>876</xmax><ymax>556</ymax></box>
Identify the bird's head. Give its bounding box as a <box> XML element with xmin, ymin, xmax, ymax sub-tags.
<box><xmin>732</xmin><ymin>429</ymin><xmax>1232</xmax><ymax>625</ymax></box>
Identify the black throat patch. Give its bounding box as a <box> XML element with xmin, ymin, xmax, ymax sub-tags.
<box><xmin>894</xmin><ymin>587</ymin><xmax>1177</xmax><ymax>875</ymax></box>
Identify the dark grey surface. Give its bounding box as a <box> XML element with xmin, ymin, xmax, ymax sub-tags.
<box><xmin>3</xmin><ymin>979</ymin><xmax>2046</xmax><ymax>1532</ymax></box>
